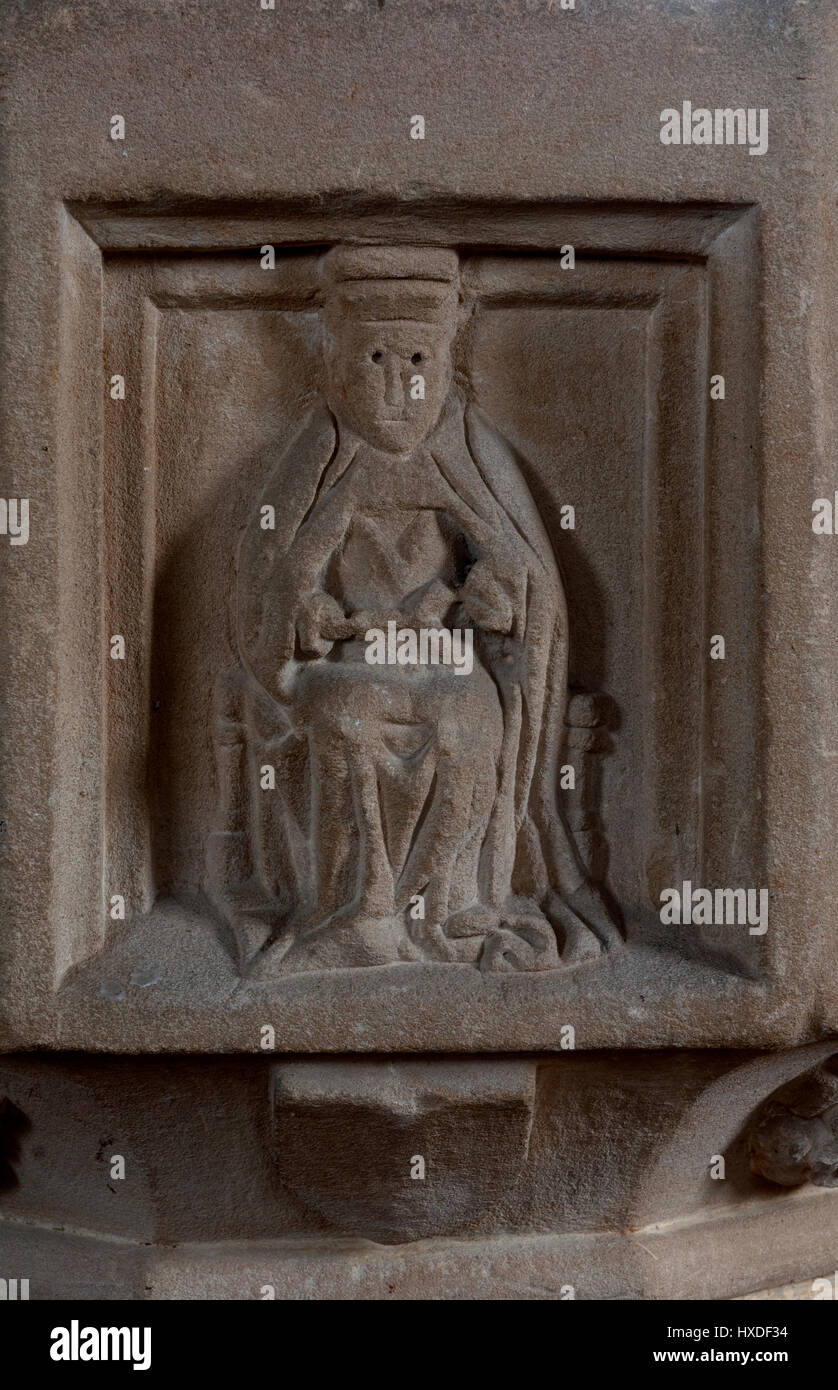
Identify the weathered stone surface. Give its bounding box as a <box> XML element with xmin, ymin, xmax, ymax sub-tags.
<box><xmin>749</xmin><ymin>1056</ymin><xmax>838</xmax><ymax>1188</ymax></box>
<box><xmin>271</xmin><ymin>1059</ymin><xmax>536</xmax><ymax>1242</ymax></box>
<box><xmin>1</xmin><ymin>0</ymin><xmax>838</xmax><ymax>1302</ymax></box>
<box><xmin>1</xmin><ymin>0</ymin><xmax>836</xmax><ymax>1055</ymax></box>
<box><xmin>0</xmin><ymin>1046</ymin><xmax>837</xmax><ymax>1299</ymax></box>
<box><xmin>2</xmin><ymin>206</ymin><xmax>769</xmax><ymax>1052</ymax></box>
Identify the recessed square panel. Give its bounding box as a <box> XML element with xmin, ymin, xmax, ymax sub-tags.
<box><xmin>5</xmin><ymin>203</ymin><xmax>769</xmax><ymax>1051</ymax></box>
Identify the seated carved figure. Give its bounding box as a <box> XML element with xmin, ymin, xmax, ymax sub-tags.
<box><xmin>223</xmin><ymin>244</ymin><xmax>621</xmax><ymax>975</ymax></box>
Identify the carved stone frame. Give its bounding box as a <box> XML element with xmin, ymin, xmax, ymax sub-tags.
<box><xmin>3</xmin><ymin>198</ymin><xmax>774</xmax><ymax>1052</ymax></box>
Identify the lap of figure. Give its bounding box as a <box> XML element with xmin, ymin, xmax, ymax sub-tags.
<box><xmin>259</xmin><ymin>653</ymin><xmax>510</xmax><ymax>974</ymax></box>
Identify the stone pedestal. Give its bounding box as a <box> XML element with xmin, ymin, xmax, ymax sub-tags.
<box><xmin>3</xmin><ymin>1049</ymin><xmax>838</xmax><ymax>1299</ymax></box>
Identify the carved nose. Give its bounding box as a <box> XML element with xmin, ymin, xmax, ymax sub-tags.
<box><xmin>383</xmin><ymin>362</ymin><xmax>403</xmax><ymax>409</ymax></box>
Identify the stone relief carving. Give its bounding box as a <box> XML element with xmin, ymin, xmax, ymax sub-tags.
<box><xmin>749</xmin><ymin>1057</ymin><xmax>838</xmax><ymax>1188</ymax></box>
<box><xmin>207</xmin><ymin>245</ymin><xmax>622</xmax><ymax>977</ymax></box>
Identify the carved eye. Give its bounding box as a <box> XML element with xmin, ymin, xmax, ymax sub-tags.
<box><xmin>411</xmin><ymin>352</ymin><xmax>423</xmax><ymax>364</ymax></box>
<box><xmin>371</xmin><ymin>351</ymin><xmax>383</xmax><ymax>363</ymax></box>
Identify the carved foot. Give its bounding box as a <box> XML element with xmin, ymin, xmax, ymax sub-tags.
<box><xmin>428</xmin><ymin>897</ymin><xmax>606</xmax><ymax>972</ymax></box>
<box><xmin>248</xmin><ymin>907</ymin><xmax>423</xmax><ymax>978</ymax></box>
<box><xmin>480</xmin><ymin>902</ymin><xmax>561</xmax><ymax>973</ymax></box>
<box><xmin>432</xmin><ymin>900</ymin><xmax>561</xmax><ymax>972</ymax></box>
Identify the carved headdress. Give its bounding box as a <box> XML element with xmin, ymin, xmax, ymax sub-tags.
<box><xmin>320</xmin><ymin>244</ymin><xmax>461</xmax><ymax>328</ymax></box>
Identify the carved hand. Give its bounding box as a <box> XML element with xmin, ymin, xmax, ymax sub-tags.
<box><xmin>459</xmin><ymin>561</ymin><xmax>515</xmax><ymax>634</ymax></box>
<box><xmin>296</xmin><ymin>592</ymin><xmax>352</xmax><ymax>655</ymax></box>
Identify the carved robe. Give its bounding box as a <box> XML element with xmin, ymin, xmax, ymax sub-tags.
<box><xmin>237</xmin><ymin>391</ymin><xmax>619</xmax><ymax>971</ymax></box>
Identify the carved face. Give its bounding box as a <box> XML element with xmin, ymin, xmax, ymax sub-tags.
<box><xmin>324</xmin><ymin>319</ymin><xmax>455</xmax><ymax>454</ymax></box>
